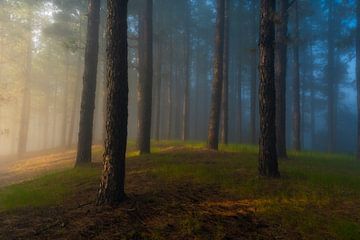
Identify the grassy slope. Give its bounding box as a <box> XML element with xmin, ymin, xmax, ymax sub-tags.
<box><xmin>0</xmin><ymin>142</ymin><xmax>360</xmax><ymax>239</ymax></box>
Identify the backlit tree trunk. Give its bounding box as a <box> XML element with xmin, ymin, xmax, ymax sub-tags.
<box><xmin>137</xmin><ymin>0</ymin><xmax>153</xmax><ymax>154</ymax></box>
<box><xmin>357</xmin><ymin>0</ymin><xmax>360</xmax><ymax>160</ymax></box>
<box><xmin>208</xmin><ymin>0</ymin><xmax>225</xmax><ymax>150</ymax></box>
<box><xmin>75</xmin><ymin>0</ymin><xmax>101</xmax><ymax>166</ymax></box>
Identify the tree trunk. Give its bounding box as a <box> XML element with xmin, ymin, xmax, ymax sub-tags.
<box><xmin>250</xmin><ymin>3</ymin><xmax>257</xmax><ymax>145</ymax></box>
<box><xmin>75</xmin><ymin>0</ymin><xmax>101</xmax><ymax>166</ymax></box>
<box><xmin>327</xmin><ymin>0</ymin><xmax>336</xmax><ymax>152</ymax></box>
<box><xmin>60</xmin><ymin>51</ymin><xmax>70</xmax><ymax>148</ymax></box>
<box><xmin>208</xmin><ymin>0</ymin><xmax>225</xmax><ymax>150</ymax></box>
<box><xmin>182</xmin><ymin>0</ymin><xmax>191</xmax><ymax>142</ymax></box>
<box><xmin>18</xmin><ymin>20</ymin><xmax>32</xmax><ymax>157</ymax></box>
<box><xmin>220</xmin><ymin>0</ymin><xmax>230</xmax><ymax>145</ymax></box>
<box><xmin>154</xmin><ymin>35</ymin><xmax>162</xmax><ymax>141</ymax></box>
<box><xmin>137</xmin><ymin>0</ymin><xmax>153</xmax><ymax>154</ymax></box>
<box><xmin>97</xmin><ymin>0</ymin><xmax>128</xmax><ymax>205</ymax></box>
<box><xmin>292</xmin><ymin>0</ymin><xmax>301</xmax><ymax>151</ymax></box>
<box><xmin>357</xmin><ymin>0</ymin><xmax>360</xmax><ymax>160</ymax></box>
<box><xmin>275</xmin><ymin>0</ymin><xmax>288</xmax><ymax>158</ymax></box>
<box><xmin>258</xmin><ymin>0</ymin><xmax>279</xmax><ymax>177</ymax></box>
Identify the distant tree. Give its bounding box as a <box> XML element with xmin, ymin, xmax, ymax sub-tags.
<box><xmin>208</xmin><ymin>0</ymin><xmax>225</xmax><ymax>150</ymax></box>
<box><xmin>275</xmin><ymin>0</ymin><xmax>288</xmax><ymax>158</ymax></box>
<box><xmin>97</xmin><ymin>0</ymin><xmax>128</xmax><ymax>205</ymax></box>
<box><xmin>292</xmin><ymin>0</ymin><xmax>301</xmax><ymax>151</ymax></box>
<box><xmin>137</xmin><ymin>0</ymin><xmax>153</xmax><ymax>154</ymax></box>
<box><xmin>220</xmin><ymin>0</ymin><xmax>230</xmax><ymax>145</ymax></box>
<box><xmin>75</xmin><ymin>0</ymin><xmax>101</xmax><ymax>166</ymax></box>
<box><xmin>357</xmin><ymin>0</ymin><xmax>360</xmax><ymax>160</ymax></box>
<box><xmin>258</xmin><ymin>0</ymin><xmax>279</xmax><ymax>177</ymax></box>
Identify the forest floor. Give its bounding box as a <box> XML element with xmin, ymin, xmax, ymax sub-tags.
<box><xmin>0</xmin><ymin>142</ymin><xmax>360</xmax><ymax>239</ymax></box>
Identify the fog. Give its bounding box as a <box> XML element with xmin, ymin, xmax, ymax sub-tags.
<box><xmin>0</xmin><ymin>0</ymin><xmax>358</xmax><ymax>160</ymax></box>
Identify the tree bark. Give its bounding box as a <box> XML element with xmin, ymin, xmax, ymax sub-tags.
<box><xmin>258</xmin><ymin>0</ymin><xmax>279</xmax><ymax>177</ymax></box>
<box><xmin>208</xmin><ymin>0</ymin><xmax>225</xmax><ymax>150</ymax></box>
<box><xmin>275</xmin><ymin>0</ymin><xmax>288</xmax><ymax>158</ymax></box>
<box><xmin>220</xmin><ymin>0</ymin><xmax>230</xmax><ymax>145</ymax></box>
<box><xmin>137</xmin><ymin>0</ymin><xmax>153</xmax><ymax>154</ymax></box>
<box><xmin>97</xmin><ymin>0</ymin><xmax>128</xmax><ymax>205</ymax></box>
<box><xmin>292</xmin><ymin>0</ymin><xmax>301</xmax><ymax>151</ymax></box>
<box><xmin>75</xmin><ymin>0</ymin><xmax>101</xmax><ymax>166</ymax></box>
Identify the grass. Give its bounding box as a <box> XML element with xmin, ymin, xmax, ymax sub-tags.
<box><xmin>1</xmin><ymin>142</ymin><xmax>360</xmax><ymax>239</ymax></box>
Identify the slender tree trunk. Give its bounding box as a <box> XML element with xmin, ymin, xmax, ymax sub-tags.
<box><xmin>97</xmin><ymin>0</ymin><xmax>128</xmax><ymax>205</ymax></box>
<box><xmin>75</xmin><ymin>0</ymin><xmax>101</xmax><ymax>166</ymax></box>
<box><xmin>250</xmin><ymin>3</ymin><xmax>257</xmax><ymax>145</ymax></box>
<box><xmin>327</xmin><ymin>0</ymin><xmax>336</xmax><ymax>152</ymax></box>
<box><xmin>155</xmin><ymin>36</ymin><xmax>162</xmax><ymax>141</ymax></box>
<box><xmin>237</xmin><ymin>63</ymin><xmax>242</xmax><ymax>142</ymax></box>
<box><xmin>258</xmin><ymin>0</ymin><xmax>279</xmax><ymax>177</ymax></box>
<box><xmin>275</xmin><ymin>0</ymin><xmax>288</xmax><ymax>158</ymax></box>
<box><xmin>167</xmin><ymin>35</ymin><xmax>173</xmax><ymax>140</ymax></box>
<box><xmin>137</xmin><ymin>0</ymin><xmax>153</xmax><ymax>154</ymax></box>
<box><xmin>220</xmin><ymin>0</ymin><xmax>230</xmax><ymax>145</ymax></box>
<box><xmin>356</xmin><ymin>0</ymin><xmax>360</xmax><ymax>160</ymax></box>
<box><xmin>60</xmin><ymin>51</ymin><xmax>70</xmax><ymax>148</ymax></box>
<box><xmin>18</xmin><ymin>21</ymin><xmax>32</xmax><ymax>157</ymax></box>
<box><xmin>182</xmin><ymin>0</ymin><xmax>191</xmax><ymax>142</ymax></box>
<box><xmin>292</xmin><ymin>1</ymin><xmax>301</xmax><ymax>151</ymax></box>
<box><xmin>52</xmin><ymin>77</ymin><xmax>58</xmax><ymax>148</ymax></box>
<box><xmin>208</xmin><ymin>0</ymin><xmax>225</xmax><ymax>150</ymax></box>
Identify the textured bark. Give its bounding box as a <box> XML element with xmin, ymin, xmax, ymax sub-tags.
<box><xmin>292</xmin><ymin>0</ymin><xmax>301</xmax><ymax>151</ymax></box>
<box><xmin>18</xmin><ymin>20</ymin><xmax>32</xmax><ymax>157</ymax></box>
<box><xmin>182</xmin><ymin>0</ymin><xmax>191</xmax><ymax>142</ymax></box>
<box><xmin>208</xmin><ymin>0</ymin><xmax>225</xmax><ymax>150</ymax></box>
<box><xmin>220</xmin><ymin>0</ymin><xmax>230</xmax><ymax>145</ymax></box>
<box><xmin>327</xmin><ymin>0</ymin><xmax>336</xmax><ymax>152</ymax></box>
<box><xmin>275</xmin><ymin>0</ymin><xmax>288</xmax><ymax>158</ymax></box>
<box><xmin>258</xmin><ymin>0</ymin><xmax>279</xmax><ymax>177</ymax></box>
<box><xmin>137</xmin><ymin>0</ymin><xmax>153</xmax><ymax>154</ymax></box>
<box><xmin>75</xmin><ymin>0</ymin><xmax>101</xmax><ymax>166</ymax></box>
<box><xmin>97</xmin><ymin>0</ymin><xmax>128</xmax><ymax>205</ymax></box>
<box><xmin>357</xmin><ymin>0</ymin><xmax>360</xmax><ymax>160</ymax></box>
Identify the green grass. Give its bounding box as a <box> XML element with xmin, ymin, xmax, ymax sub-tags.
<box><xmin>0</xmin><ymin>167</ymin><xmax>99</xmax><ymax>211</ymax></box>
<box><xmin>1</xmin><ymin>142</ymin><xmax>360</xmax><ymax>239</ymax></box>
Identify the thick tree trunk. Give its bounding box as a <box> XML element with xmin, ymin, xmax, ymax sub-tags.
<box><xmin>258</xmin><ymin>0</ymin><xmax>279</xmax><ymax>177</ymax></box>
<box><xmin>75</xmin><ymin>0</ymin><xmax>101</xmax><ymax>166</ymax></box>
<box><xmin>220</xmin><ymin>0</ymin><xmax>230</xmax><ymax>145</ymax></box>
<box><xmin>97</xmin><ymin>0</ymin><xmax>128</xmax><ymax>205</ymax></box>
<box><xmin>137</xmin><ymin>0</ymin><xmax>153</xmax><ymax>154</ymax></box>
<box><xmin>292</xmin><ymin>1</ymin><xmax>301</xmax><ymax>151</ymax></box>
<box><xmin>275</xmin><ymin>0</ymin><xmax>288</xmax><ymax>158</ymax></box>
<box><xmin>208</xmin><ymin>0</ymin><xmax>225</xmax><ymax>150</ymax></box>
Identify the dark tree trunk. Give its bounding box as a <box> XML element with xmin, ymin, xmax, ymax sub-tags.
<box><xmin>97</xmin><ymin>0</ymin><xmax>128</xmax><ymax>205</ymax></box>
<box><xmin>357</xmin><ymin>0</ymin><xmax>360</xmax><ymax>160</ymax></box>
<box><xmin>182</xmin><ymin>0</ymin><xmax>191</xmax><ymax>142</ymax></box>
<box><xmin>250</xmin><ymin>3</ymin><xmax>257</xmax><ymax>145</ymax></box>
<box><xmin>237</xmin><ymin>63</ymin><xmax>242</xmax><ymax>142</ymax></box>
<box><xmin>275</xmin><ymin>0</ymin><xmax>288</xmax><ymax>158</ymax></box>
<box><xmin>154</xmin><ymin>36</ymin><xmax>162</xmax><ymax>142</ymax></box>
<box><xmin>220</xmin><ymin>0</ymin><xmax>230</xmax><ymax>145</ymax></box>
<box><xmin>208</xmin><ymin>0</ymin><xmax>225</xmax><ymax>150</ymax></box>
<box><xmin>137</xmin><ymin>0</ymin><xmax>153</xmax><ymax>154</ymax></box>
<box><xmin>292</xmin><ymin>0</ymin><xmax>301</xmax><ymax>151</ymax></box>
<box><xmin>258</xmin><ymin>0</ymin><xmax>279</xmax><ymax>177</ymax></box>
<box><xmin>18</xmin><ymin>22</ymin><xmax>32</xmax><ymax>157</ymax></box>
<box><xmin>75</xmin><ymin>0</ymin><xmax>101</xmax><ymax>166</ymax></box>
<box><xmin>327</xmin><ymin>0</ymin><xmax>336</xmax><ymax>152</ymax></box>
